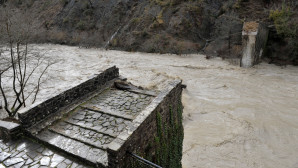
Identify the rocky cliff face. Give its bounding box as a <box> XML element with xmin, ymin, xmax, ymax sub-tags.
<box><xmin>1</xmin><ymin>0</ymin><xmax>297</xmax><ymax>65</ymax></box>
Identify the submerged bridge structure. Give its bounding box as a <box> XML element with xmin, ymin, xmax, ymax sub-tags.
<box><xmin>0</xmin><ymin>66</ymin><xmax>184</xmax><ymax>168</ymax></box>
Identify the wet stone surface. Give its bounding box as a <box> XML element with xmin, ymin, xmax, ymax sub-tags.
<box><xmin>36</xmin><ymin>130</ymin><xmax>108</xmax><ymax>165</ymax></box>
<box><xmin>86</xmin><ymin>89</ymin><xmax>153</xmax><ymax>117</ymax></box>
<box><xmin>20</xmin><ymin>88</ymin><xmax>156</xmax><ymax>167</ymax></box>
<box><xmin>65</xmin><ymin>109</ymin><xmax>131</xmax><ymax>137</ymax></box>
<box><xmin>0</xmin><ymin>139</ymin><xmax>88</xmax><ymax>168</ymax></box>
<box><xmin>50</xmin><ymin>121</ymin><xmax>114</xmax><ymax>149</ymax></box>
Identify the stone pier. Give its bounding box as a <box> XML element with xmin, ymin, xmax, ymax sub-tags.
<box><xmin>241</xmin><ymin>21</ymin><xmax>269</xmax><ymax>68</ymax></box>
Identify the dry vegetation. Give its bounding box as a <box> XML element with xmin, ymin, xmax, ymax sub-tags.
<box><xmin>243</xmin><ymin>21</ymin><xmax>259</xmax><ymax>32</ymax></box>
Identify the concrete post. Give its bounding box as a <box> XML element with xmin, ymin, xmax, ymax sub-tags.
<box><xmin>241</xmin><ymin>22</ymin><xmax>268</xmax><ymax>68</ymax></box>
<box><xmin>241</xmin><ymin>31</ymin><xmax>257</xmax><ymax>68</ymax></box>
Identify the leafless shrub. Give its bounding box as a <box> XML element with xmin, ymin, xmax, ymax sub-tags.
<box><xmin>0</xmin><ymin>5</ymin><xmax>56</xmax><ymax>117</ymax></box>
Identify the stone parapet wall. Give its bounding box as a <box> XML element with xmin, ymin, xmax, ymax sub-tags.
<box><xmin>18</xmin><ymin>66</ymin><xmax>119</xmax><ymax>128</ymax></box>
<box><xmin>107</xmin><ymin>80</ymin><xmax>183</xmax><ymax>168</ymax></box>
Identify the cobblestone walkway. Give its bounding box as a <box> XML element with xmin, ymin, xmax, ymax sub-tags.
<box><xmin>84</xmin><ymin>89</ymin><xmax>153</xmax><ymax>117</ymax></box>
<box><xmin>0</xmin><ymin>139</ymin><xmax>88</xmax><ymax>168</ymax></box>
<box><xmin>0</xmin><ymin>87</ymin><xmax>155</xmax><ymax>167</ymax></box>
<box><xmin>32</xmin><ymin>88</ymin><xmax>155</xmax><ymax>167</ymax></box>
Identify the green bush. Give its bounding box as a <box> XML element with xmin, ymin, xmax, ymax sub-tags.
<box><xmin>269</xmin><ymin>3</ymin><xmax>298</xmax><ymax>60</ymax></box>
<box><xmin>269</xmin><ymin>4</ymin><xmax>297</xmax><ymax>38</ymax></box>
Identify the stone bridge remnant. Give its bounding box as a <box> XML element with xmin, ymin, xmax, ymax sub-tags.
<box><xmin>241</xmin><ymin>21</ymin><xmax>269</xmax><ymax>68</ymax></box>
<box><xmin>0</xmin><ymin>66</ymin><xmax>184</xmax><ymax>168</ymax></box>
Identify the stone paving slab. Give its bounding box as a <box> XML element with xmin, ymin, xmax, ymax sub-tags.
<box><xmin>0</xmin><ymin>120</ymin><xmax>20</xmax><ymax>131</ymax></box>
<box><xmin>85</xmin><ymin>89</ymin><xmax>153</xmax><ymax>117</ymax></box>
<box><xmin>64</xmin><ymin>108</ymin><xmax>131</xmax><ymax>137</ymax></box>
<box><xmin>35</xmin><ymin>130</ymin><xmax>108</xmax><ymax>167</ymax></box>
<box><xmin>81</xmin><ymin>106</ymin><xmax>134</xmax><ymax>121</ymax></box>
<box><xmin>49</xmin><ymin>121</ymin><xmax>113</xmax><ymax>149</ymax></box>
<box><xmin>25</xmin><ymin>87</ymin><xmax>156</xmax><ymax>167</ymax></box>
<box><xmin>0</xmin><ymin>139</ymin><xmax>88</xmax><ymax>168</ymax></box>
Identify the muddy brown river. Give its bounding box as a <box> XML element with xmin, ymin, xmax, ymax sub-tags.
<box><xmin>1</xmin><ymin>44</ymin><xmax>298</xmax><ymax>168</ymax></box>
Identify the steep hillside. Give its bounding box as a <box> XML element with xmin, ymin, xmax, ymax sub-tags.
<box><xmin>0</xmin><ymin>0</ymin><xmax>297</xmax><ymax>65</ymax></box>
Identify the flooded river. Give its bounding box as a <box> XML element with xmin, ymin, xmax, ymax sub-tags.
<box><xmin>2</xmin><ymin>44</ymin><xmax>298</xmax><ymax>168</ymax></box>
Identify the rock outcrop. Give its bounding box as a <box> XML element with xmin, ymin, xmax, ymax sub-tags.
<box><xmin>0</xmin><ymin>0</ymin><xmax>297</xmax><ymax>65</ymax></box>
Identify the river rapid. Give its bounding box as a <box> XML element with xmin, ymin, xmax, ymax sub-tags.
<box><xmin>2</xmin><ymin>44</ymin><xmax>298</xmax><ymax>168</ymax></box>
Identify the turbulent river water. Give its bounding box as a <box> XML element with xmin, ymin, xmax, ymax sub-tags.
<box><xmin>2</xmin><ymin>44</ymin><xmax>298</xmax><ymax>168</ymax></box>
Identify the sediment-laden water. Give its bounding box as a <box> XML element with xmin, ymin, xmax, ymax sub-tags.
<box><xmin>1</xmin><ymin>44</ymin><xmax>298</xmax><ymax>168</ymax></box>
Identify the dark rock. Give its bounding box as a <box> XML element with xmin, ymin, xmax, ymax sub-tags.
<box><xmin>114</xmin><ymin>80</ymin><xmax>136</xmax><ymax>90</ymax></box>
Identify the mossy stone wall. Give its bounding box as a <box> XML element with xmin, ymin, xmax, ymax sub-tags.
<box><xmin>107</xmin><ymin>81</ymin><xmax>184</xmax><ymax>168</ymax></box>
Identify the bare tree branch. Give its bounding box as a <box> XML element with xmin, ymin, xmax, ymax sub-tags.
<box><xmin>32</xmin><ymin>61</ymin><xmax>55</xmax><ymax>104</ymax></box>
<box><xmin>0</xmin><ymin>5</ymin><xmax>55</xmax><ymax>117</ymax></box>
<box><xmin>0</xmin><ymin>72</ymin><xmax>11</xmax><ymax>116</ymax></box>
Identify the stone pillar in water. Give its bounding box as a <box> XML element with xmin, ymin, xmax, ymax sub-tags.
<box><xmin>241</xmin><ymin>22</ymin><xmax>269</xmax><ymax>68</ymax></box>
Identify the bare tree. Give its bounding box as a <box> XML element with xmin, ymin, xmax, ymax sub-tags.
<box><xmin>0</xmin><ymin>5</ymin><xmax>55</xmax><ymax>117</ymax></box>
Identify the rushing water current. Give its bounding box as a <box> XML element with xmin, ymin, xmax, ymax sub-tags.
<box><xmin>1</xmin><ymin>44</ymin><xmax>298</xmax><ymax>168</ymax></box>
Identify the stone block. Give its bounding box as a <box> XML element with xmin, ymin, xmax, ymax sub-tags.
<box><xmin>0</xmin><ymin>120</ymin><xmax>21</xmax><ymax>141</ymax></box>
